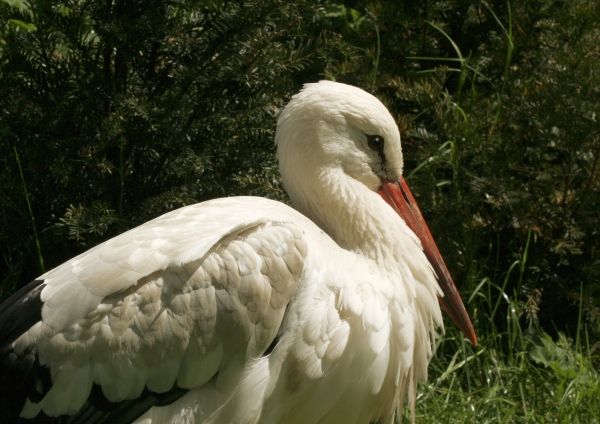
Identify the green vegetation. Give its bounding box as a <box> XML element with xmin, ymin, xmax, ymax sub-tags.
<box><xmin>407</xmin><ymin>283</ymin><xmax>600</xmax><ymax>422</ymax></box>
<box><xmin>1</xmin><ymin>0</ymin><xmax>599</xmax><ymax>421</ymax></box>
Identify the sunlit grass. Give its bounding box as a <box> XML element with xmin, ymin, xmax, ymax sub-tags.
<box><xmin>409</xmin><ymin>331</ymin><xmax>599</xmax><ymax>423</ymax></box>
<box><xmin>400</xmin><ymin>278</ymin><xmax>600</xmax><ymax>423</ymax></box>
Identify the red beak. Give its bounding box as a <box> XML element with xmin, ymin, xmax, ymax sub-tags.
<box><xmin>378</xmin><ymin>177</ymin><xmax>477</xmax><ymax>345</ymax></box>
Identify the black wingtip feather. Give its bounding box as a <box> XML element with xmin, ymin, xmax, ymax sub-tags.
<box><xmin>0</xmin><ymin>279</ymin><xmax>49</xmax><ymax>422</ymax></box>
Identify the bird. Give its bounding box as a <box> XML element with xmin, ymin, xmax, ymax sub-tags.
<box><xmin>0</xmin><ymin>81</ymin><xmax>476</xmax><ymax>424</ymax></box>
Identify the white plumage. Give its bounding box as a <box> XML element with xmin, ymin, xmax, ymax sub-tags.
<box><xmin>1</xmin><ymin>81</ymin><xmax>475</xmax><ymax>424</ymax></box>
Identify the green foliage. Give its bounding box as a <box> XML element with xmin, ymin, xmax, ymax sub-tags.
<box><xmin>408</xmin><ymin>328</ymin><xmax>600</xmax><ymax>422</ymax></box>
<box><xmin>399</xmin><ymin>265</ymin><xmax>600</xmax><ymax>422</ymax></box>
<box><xmin>0</xmin><ymin>0</ymin><xmax>353</xmax><ymax>293</ymax></box>
<box><xmin>530</xmin><ymin>332</ymin><xmax>591</xmax><ymax>380</ymax></box>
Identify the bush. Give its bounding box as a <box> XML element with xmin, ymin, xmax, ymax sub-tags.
<box><xmin>0</xmin><ymin>0</ymin><xmax>353</xmax><ymax>292</ymax></box>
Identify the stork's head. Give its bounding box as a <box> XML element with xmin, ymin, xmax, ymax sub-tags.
<box><xmin>276</xmin><ymin>80</ymin><xmax>403</xmax><ymax>195</ymax></box>
<box><xmin>276</xmin><ymin>81</ymin><xmax>477</xmax><ymax>346</ymax></box>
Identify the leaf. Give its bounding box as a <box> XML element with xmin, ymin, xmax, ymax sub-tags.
<box><xmin>8</xmin><ymin>19</ymin><xmax>37</xmax><ymax>32</ymax></box>
<box><xmin>0</xmin><ymin>0</ymin><xmax>27</xmax><ymax>8</ymax></box>
<box><xmin>56</xmin><ymin>6</ymin><xmax>71</xmax><ymax>16</ymax></box>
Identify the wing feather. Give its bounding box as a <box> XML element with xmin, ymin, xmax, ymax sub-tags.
<box><xmin>2</xmin><ymin>198</ymin><xmax>309</xmax><ymax>421</ymax></box>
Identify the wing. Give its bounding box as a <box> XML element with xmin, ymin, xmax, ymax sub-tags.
<box><xmin>0</xmin><ymin>197</ymin><xmax>308</xmax><ymax>423</ymax></box>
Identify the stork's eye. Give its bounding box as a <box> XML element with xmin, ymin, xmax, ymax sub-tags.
<box><xmin>367</xmin><ymin>135</ymin><xmax>385</xmax><ymax>152</ymax></box>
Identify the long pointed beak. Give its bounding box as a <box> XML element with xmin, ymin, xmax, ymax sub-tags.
<box><xmin>378</xmin><ymin>177</ymin><xmax>477</xmax><ymax>345</ymax></box>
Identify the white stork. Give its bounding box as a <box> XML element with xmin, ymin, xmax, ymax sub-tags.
<box><xmin>0</xmin><ymin>81</ymin><xmax>476</xmax><ymax>424</ymax></box>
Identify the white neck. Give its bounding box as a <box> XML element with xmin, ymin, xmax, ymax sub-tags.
<box><xmin>289</xmin><ymin>168</ymin><xmax>415</xmax><ymax>266</ymax></box>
